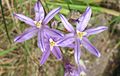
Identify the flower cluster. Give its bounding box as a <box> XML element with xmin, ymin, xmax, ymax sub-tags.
<box><xmin>14</xmin><ymin>0</ymin><xmax>107</xmax><ymax>75</ymax></box>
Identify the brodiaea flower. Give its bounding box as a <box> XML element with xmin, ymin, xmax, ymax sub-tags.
<box><xmin>64</xmin><ymin>59</ymin><xmax>86</xmax><ymax>76</ymax></box>
<box><xmin>14</xmin><ymin>0</ymin><xmax>61</xmax><ymax>52</ymax></box>
<box><xmin>59</xmin><ymin>7</ymin><xmax>108</xmax><ymax>64</ymax></box>
<box><xmin>40</xmin><ymin>32</ymin><xmax>75</xmax><ymax>65</ymax></box>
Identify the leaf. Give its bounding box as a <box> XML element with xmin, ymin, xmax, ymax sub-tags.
<box><xmin>0</xmin><ymin>46</ymin><xmax>17</xmax><ymax>56</ymax></box>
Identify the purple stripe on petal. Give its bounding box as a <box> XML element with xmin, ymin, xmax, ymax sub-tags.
<box><xmin>74</xmin><ymin>39</ymin><xmax>81</xmax><ymax>64</ymax></box>
<box><xmin>44</xmin><ymin>27</ymin><xmax>64</xmax><ymax>38</ymax></box>
<box><xmin>14</xmin><ymin>27</ymin><xmax>38</xmax><ymax>42</ymax></box>
<box><xmin>85</xmin><ymin>26</ymin><xmax>108</xmax><ymax>36</ymax></box>
<box><xmin>59</xmin><ymin>14</ymin><xmax>74</xmax><ymax>32</ymax></box>
<box><xmin>51</xmin><ymin>46</ymin><xmax>62</xmax><ymax>60</ymax></box>
<box><xmin>56</xmin><ymin>36</ymin><xmax>75</xmax><ymax>47</ymax></box>
<box><xmin>34</xmin><ymin>0</ymin><xmax>44</xmax><ymax>21</ymax></box>
<box><xmin>43</xmin><ymin>7</ymin><xmax>61</xmax><ymax>24</ymax></box>
<box><xmin>13</xmin><ymin>13</ymin><xmax>35</xmax><ymax>26</ymax></box>
<box><xmin>82</xmin><ymin>37</ymin><xmax>101</xmax><ymax>57</ymax></box>
<box><xmin>77</xmin><ymin>7</ymin><xmax>92</xmax><ymax>31</ymax></box>
<box><xmin>38</xmin><ymin>31</ymin><xmax>45</xmax><ymax>52</ymax></box>
<box><xmin>40</xmin><ymin>50</ymin><xmax>50</xmax><ymax>65</ymax></box>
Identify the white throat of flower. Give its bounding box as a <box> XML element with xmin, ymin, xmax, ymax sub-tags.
<box><xmin>80</xmin><ymin>71</ymin><xmax>86</xmax><ymax>76</ymax></box>
<box><xmin>49</xmin><ymin>38</ymin><xmax>56</xmax><ymax>50</ymax></box>
<box><xmin>76</xmin><ymin>30</ymin><xmax>87</xmax><ymax>40</ymax></box>
<box><xmin>34</xmin><ymin>20</ymin><xmax>42</xmax><ymax>28</ymax></box>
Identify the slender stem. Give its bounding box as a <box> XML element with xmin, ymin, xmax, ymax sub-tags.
<box><xmin>47</xmin><ymin>1</ymin><xmax>120</xmax><ymax>16</ymax></box>
<box><xmin>0</xmin><ymin>0</ymin><xmax>12</xmax><ymax>44</ymax></box>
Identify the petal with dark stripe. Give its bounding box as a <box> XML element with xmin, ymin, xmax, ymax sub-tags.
<box><xmin>13</xmin><ymin>13</ymin><xmax>35</xmax><ymax>26</ymax></box>
<box><xmin>51</xmin><ymin>46</ymin><xmax>62</xmax><ymax>60</ymax></box>
<box><xmin>44</xmin><ymin>27</ymin><xmax>64</xmax><ymax>38</ymax></box>
<box><xmin>77</xmin><ymin>7</ymin><xmax>92</xmax><ymax>31</ymax></box>
<box><xmin>74</xmin><ymin>39</ymin><xmax>81</xmax><ymax>64</ymax></box>
<box><xmin>59</xmin><ymin>14</ymin><xmax>74</xmax><ymax>32</ymax></box>
<box><xmin>14</xmin><ymin>27</ymin><xmax>38</xmax><ymax>42</ymax></box>
<box><xmin>34</xmin><ymin>0</ymin><xmax>44</xmax><ymax>21</ymax></box>
<box><xmin>82</xmin><ymin>37</ymin><xmax>101</xmax><ymax>57</ymax></box>
<box><xmin>43</xmin><ymin>7</ymin><xmax>61</xmax><ymax>24</ymax></box>
<box><xmin>85</xmin><ymin>26</ymin><xmax>108</xmax><ymax>36</ymax></box>
<box><xmin>40</xmin><ymin>50</ymin><xmax>50</xmax><ymax>65</ymax></box>
<box><xmin>56</xmin><ymin>36</ymin><xmax>75</xmax><ymax>47</ymax></box>
<box><xmin>38</xmin><ymin>31</ymin><xmax>45</xmax><ymax>52</ymax></box>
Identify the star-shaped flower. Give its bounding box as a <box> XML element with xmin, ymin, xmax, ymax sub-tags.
<box><xmin>40</xmin><ymin>32</ymin><xmax>75</xmax><ymax>65</ymax></box>
<box><xmin>14</xmin><ymin>0</ymin><xmax>62</xmax><ymax>52</ymax></box>
<box><xmin>59</xmin><ymin>7</ymin><xmax>108</xmax><ymax>64</ymax></box>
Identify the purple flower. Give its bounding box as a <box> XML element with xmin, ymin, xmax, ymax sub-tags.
<box><xmin>59</xmin><ymin>7</ymin><xmax>108</xmax><ymax>64</ymax></box>
<box><xmin>64</xmin><ymin>59</ymin><xmax>86</xmax><ymax>76</ymax></box>
<box><xmin>14</xmin><ymin>0</ymin><xmax>61</xmax><ymax>52</ymax></box>
<box><xmin>40</xmin><ymin>36</ymin><xmax>62</xmax><ymax>65</ymax></box>
<box><xmin>40</xmin><ymin>32</ymin><xmax>75</xmax><ymax>65</ymax></box>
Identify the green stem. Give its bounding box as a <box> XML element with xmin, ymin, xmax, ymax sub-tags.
<box><xmin>0</xmin><ymin>0</ymin><xmax>12</xmax><ymax>44</ymax></box>
<box><xmin>47</xmin><ymin>1</ymin><xmax>120</xmax><ymax>16</ymax></box>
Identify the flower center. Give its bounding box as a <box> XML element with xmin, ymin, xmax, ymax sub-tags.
<box><xmin>49</xmin><ymin>38</ymin><xmax>56</xmax><ymax>50</ymax></box>
<box><xmin>34</xmin><ymin>20</ymin><xmax>42</xmax><ymax>28</ymax></box>
<box><xmin>80</xmin><ymin>71</ymin><xmax>86</xmax><ymax>76</ymax></box>
<box><xmin>76</xmin><ymin>30</ymin><xmax>86</xmax><ymax>40</ymax></box>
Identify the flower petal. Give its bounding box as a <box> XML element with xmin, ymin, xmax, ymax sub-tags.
<box><xmin>59</xmin><ymin>14</ymin><xmax>74</xmax><ymax>32</ymax></box>
<box><xmin>14</xmin><ymin>27</ymin><xmax>38</xmax><ymax>42</ymax></box>
<box><xmin>77</xmin><ymin>7</ymin><xmax>92</xmax><ymax>31</ymax></box>
<box><xmin>44</xmin><ymin>27</ymin><xmax>64</xmax><ymax>38</ymax></box>
<box><xmin>56</xmin><ymin>36</ymin><xmax>75</xmax><ymax>47</ymax></box>
<box><xmin>82</xmin><ymin>37</ymin><xmax>101</xmax><ymax>57</ymax></box>
<box><xmin>51</xmin><ymin>46</ymin><xmax>62</xmax><ymax>60</ymax></box>
<box><xmin>40</xmin><ymin>50</ymin><xmax>50</xmax><ymax>65</ymax></box>
<box><xmin>85</xmin><ymin>26</ymin><xmax>108</xmax><ymax>36</ymax></box>
<box><xmin>13</xmin><ymin>13</ymin><xmax>35</xmax><ymax>26</ymax></box>
<box><xmin>34</xmin><ymin>0</ymin><xmax>44</xmax><ymax>21</ymax></box>
<box><xmin>43</xmin><ymin>7</ymin><xmax>61</xmax><ymax>24</ymax></box>
<box><xmin>38</xmin><ymin>31</ymin><xmax>45</xmax><ymax>52</ymax></box>
<box><xmin>74</xmin><ymin>39</ymin><xmax>81</xmax><ymax>64</ymax></box>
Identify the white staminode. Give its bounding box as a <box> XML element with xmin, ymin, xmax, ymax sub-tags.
<box><xmin>34</xmin><ymin>20</ymin><xmax>42</xmax><ymax>28</ymax></box>
<box><xmin>76</xmin><ymin>30</ymin><xmax>87</xmax><ymax>40</ymax></box>
<box><xmin>80</xmin><ymin>71</ymin><xmax>86</xmax><ymax>76</ymax></box>
<box><xmin>49</xmin><ymin>38</ymin><xmax>56</xmax><ymax>50</ymax></box>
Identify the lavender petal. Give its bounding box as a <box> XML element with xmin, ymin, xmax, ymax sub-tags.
<box><xmin>77</xmin><ymin>7</ymin><xmax>92</xmax><ymax>31</ymax></box>
<box><xmin>85</xmin><ymin>26</ymin><xmax>108</xmax><ymax>36</ymax></box>
<box><xmin>38</xmin><ymin>31</ymin><xmax>45</xmax><ymax>52</ymax></box>
<box><xmin>44</xmin><ymin>27</ymin><xmax>64</xmax><ymax>38</ymax></box>
<box><xmin>82</xmin><ymin>37</ymin><xmax>101</xmax><ymax>57</ymax></box>
<box><xmin>74</xmin><ymin>39</ymin><xmax>81</xmax><ymax>64</ymax></box>
<box><xmin>40</xmin><ymin>50</ymin><xmax>50</xmax><ymax>65</ymax></box>
<box><xmin>13</xmin><ymin>13</ymin><xmax>35</xmax><ymax>26</ymax></box>
<box><xmin>56</xmin><ymin>36</ymin><xmax>75</xmax><ymax>47</ymax></box>
<box><xmin>51</xmin><ymin>46</ymin><xmax>62</xmax><ymax>60</ymax></box>
<box><xmin>59</xmin><ymin>14</ymin><xmax>74</xmax><ymax>32</ymax></box>
<box><xmin>34</xmin><ymin>0</ymin><xmax>44</xmax><ymax>21</ymax></box>
<box><xmin>43</xmin><ymin>7</ymin><xmax>61</xmax><ymax>24</ymax></box>
<box><xmin>14</xmin><ymin>27</ymin><xmax>38</xmax><ymax>42</ymax></box>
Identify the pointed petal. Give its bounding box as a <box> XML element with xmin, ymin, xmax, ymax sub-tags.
<box><xmin>77</xmin><ymin>7</ymin><xmax>92</xmax><ymax>31</ymax></box>
<box><xmin>59</xmin><ymin>14</ymin><xmax>74</xmax><ymax>32</ymax></box>
<box><xmin>34</xmin><ymin>0</ymin><xmax>44</xmax><ymax>21</ymax></box>
<box><xmin>13</xmin><ymin>13</ymin><xmax>35</xmax><ymax>26</ymax></box>
<box><xmin>85</xmin><ymin>26</ymin><xmax>108</xmax><ymax>36</ymax></box>
<box><xmin>51</xmin><ymin>46</ymin><xmax>62</xmax><ymax>60</ymax></box>
<box><xmin>44</xmin><ymin>27</ymin><xmax>64</xmax><ymax>38</ymax></box>
<box><xmin>14</xmin><ymin>27</ymin><xmax>37</xmax><ymax>42</ymax></box>
<box><xmin>43</xmin><ymin>7</ymin><xmax>61</xmax><ymax>24</ymax></box>
<box><xmin>56</xmin><ymin>36</ymin><xmax>75</xmax><ymax>47</ymax></box>
<box><xmin>74</xmin><ymin>39</ymin><xmax>81</xmax><ymax>64</ymax></box>
<box><xmin>38</xmin><ymin>31</ymin><xmax>45</xmax><ymax>52</ymax></box>
<box><xmin>40</xmin><ymin>50</ymin><xmax>50</xmax><ymax>65</ymax></box>
<box><xmin>82</xmin><ymin>37</ymin><xmax>101</xmax><ymax>57</ymax></box>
